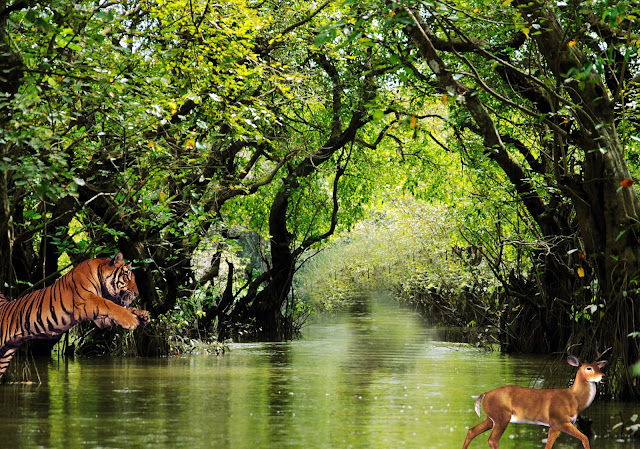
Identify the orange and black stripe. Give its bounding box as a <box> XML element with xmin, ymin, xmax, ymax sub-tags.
<box><xmin>0</xmin><ymin>252</ymin><xmax>147</xmax><ymax>380</ymax></box>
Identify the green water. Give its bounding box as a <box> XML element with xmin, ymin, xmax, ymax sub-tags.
<box><xmin>0</xmin><ymin>295</ymin><xmax>637</xmax><ymax>448</ymax></box>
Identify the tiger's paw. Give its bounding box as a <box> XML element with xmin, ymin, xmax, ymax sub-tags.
<box><xmin>116</xmin><ymin>309</ymin><xmax>140</xmax><ymax>330</ymax></box>
<box><xmin>130</xmin><ymin>308</ymin><xmax>151</xmax><ymax>326</ymax></box>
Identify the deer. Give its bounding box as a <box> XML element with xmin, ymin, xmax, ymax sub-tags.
<box><xmin>462</xmin><ymin>356</ymin><xmax>608</xmax><ymax>449</ymax></box>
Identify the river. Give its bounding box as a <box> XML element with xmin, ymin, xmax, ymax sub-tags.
<box><xmin>0</xmin><ymin>294</ymin><xmax>638</xmax><ymax>448</ymax></box>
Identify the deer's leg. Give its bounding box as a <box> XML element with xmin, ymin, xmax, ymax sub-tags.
<box><xmin>462</xmin><ymin>416</ymin><xmax>492</xmax><ymax>449</ymax></box>
<box><xmin>552</xmin><ymin>422</ymin><xmax>590</xmax><ymax>449</ymax></box>
<box><xmin>486</xmin><ymin>414</ymin><xmax>509</xmax><ymax>449</ymax></box>
<box><xmin>544</xmin><ymin>427</ymin><xmax>561</xmax><ymax>448</ymax></box>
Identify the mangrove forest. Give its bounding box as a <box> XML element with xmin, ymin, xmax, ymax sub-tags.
<box><xmin>1</xmin><ymin>0</ymin><xmax>640</xmax><ymax>401</ymax></box>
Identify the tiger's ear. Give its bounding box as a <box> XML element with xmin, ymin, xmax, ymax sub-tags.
<box><xmin>111</xmin><ymin>252</ymin><xmax>124</xmax><ymax>266</ymax></box>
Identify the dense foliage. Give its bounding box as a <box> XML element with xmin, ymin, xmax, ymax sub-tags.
<box><xmin>298</xmin><ymin>198</ymin><xmax>501</xmax><ymax>331</ymax></box>
<box><xmin>0</xmin><ymin>0</ymin><xmax>383</xmax><ymax>343</ymax></box>
<box><xmin>1</xmin><ymin>0</ymin><xmax>640</xmax><ymax>397</ymax></box>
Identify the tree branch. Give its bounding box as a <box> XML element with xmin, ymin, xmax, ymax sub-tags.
<box><xmin>0</xmin><ymin>0</ymin><xmax>31</xmax><ymax>20</ymax></box>
<box><xmin>402</xmin><ymin>6</ymin><xmax>553</xmax><ymax>232</ymax></box>
<box><xmin>297</xmin><ymin>145</ymin><xmax>352</xmax><ymax>254</ymax></box>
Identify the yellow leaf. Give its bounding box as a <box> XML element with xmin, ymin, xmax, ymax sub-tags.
<box><xmin>148</xmin><ymin>140</ymin><xmax>155</xmax><ymax>148</ymax></box>
<box><xmin>410</xmin><ymin>115</ymin><xmax>417</xmax><ymax>129</ymax></box>
<box><xmin>577</xmin><ymin>267</ymin><xmax>585</xmax><ymax>278</ymax></box>
<box><xmin>521</xmin><ymin>27</ymin><xmax>530</xmax><ymax>39</ymax></box>
<box><xmin>441</xmin><ymin>93</ymin><xmax>448</xmax><ymax>104</ymax></box>
<box><xmin>159</xmin><ymin>192</ymin><xmax>166</xmax><ymax>202</ymax></box>
<box><xmin>568</xmin><ymin>39</ymin><xmax>577</xmax><ymax>48</ymax></box>
<box><xmin>501</xmin><ymin>0</ymin><xmax>513</xmax><ymax>6</ymax></box>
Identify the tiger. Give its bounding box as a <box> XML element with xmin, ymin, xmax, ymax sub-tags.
<box><xmin>0</xmin><ymin>252</ymin><xmax>150</xmax><ymax>380</ymax></box>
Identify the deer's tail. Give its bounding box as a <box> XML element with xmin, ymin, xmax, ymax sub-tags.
<box><xmin>474</xmin><ymin>393</ymin><xmax>486</xmax><ymax>418</ymax></box>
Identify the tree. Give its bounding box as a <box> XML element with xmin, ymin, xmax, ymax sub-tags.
<box><xmin>3</xmin><ymin>0</ymin><xmax>639</xmax><ymax>398</ymax></box>
<box><xmin>0</xmin><ymin>0</ymin><xmax>389</xmax><ymax>347</ymax></box>
<box><xmin>392</xmin><ymin>0</ymin><xmax>640</xmax><ymax>397</ymax></box>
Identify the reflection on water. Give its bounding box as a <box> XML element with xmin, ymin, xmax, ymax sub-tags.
<box><xmin>0</xmin><ymin>294</ymin><xmax>638</xmax><ymax>448</ymax></box>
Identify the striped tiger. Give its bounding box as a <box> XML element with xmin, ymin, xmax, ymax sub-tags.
<box><xmin>0</xmin><ymin>252</ymin><xmax>150</xmax><ymax>380</ymax></box>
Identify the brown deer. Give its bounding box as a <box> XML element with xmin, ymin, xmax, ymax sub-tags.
<box><xmin>462</xmin><ymin>356</ymin><xmax>607</xmax><ymax>448</ymax></box>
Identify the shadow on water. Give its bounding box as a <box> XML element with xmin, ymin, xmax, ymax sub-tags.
<box><xmin>0</xmin><ymin>292</ymin><xmax>638</xmax><ymax>448</ymax></box>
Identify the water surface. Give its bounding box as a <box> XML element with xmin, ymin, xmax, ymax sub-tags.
<box><xmin>0</xmin><ymin>295</ymin><xmax>637</xmax><ymax>448</ymax></box>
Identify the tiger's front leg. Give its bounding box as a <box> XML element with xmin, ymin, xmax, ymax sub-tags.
<box><xmin>94</xmin><ymin>307</ymin><xmax>150</xmax><ymax>329</ymax></box>
<box><xmin>76</xmin><ymin>294</ymin><xmax>140</xmax><ymax>330</ymax></box>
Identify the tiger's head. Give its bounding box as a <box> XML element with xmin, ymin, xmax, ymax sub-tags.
<box><xmin>101</xmin><ymin>252</ymin><xmax>139</xmax><ymax>307</ymax></box>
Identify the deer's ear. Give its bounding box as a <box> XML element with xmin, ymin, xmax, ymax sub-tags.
<box><xmin>567</xmin><ymin>355</ymin><xmax>580</xmax><ymax>367</ymax></box>
<box><xmin>596</xmin><ymin>360</ymin><xmax>608</xmax><ymax>368</ymax></box>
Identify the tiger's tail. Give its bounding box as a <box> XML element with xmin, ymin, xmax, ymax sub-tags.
<box><xmin>474</xmin><ymin>393</ymin><xmax>486</xmax><ymax>417</ymax></box>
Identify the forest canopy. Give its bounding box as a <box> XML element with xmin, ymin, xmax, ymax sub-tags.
<box><xmin>1</xmin><ymin>0</ymin><xmax>640</xmax><ymax>397</ymax></box>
